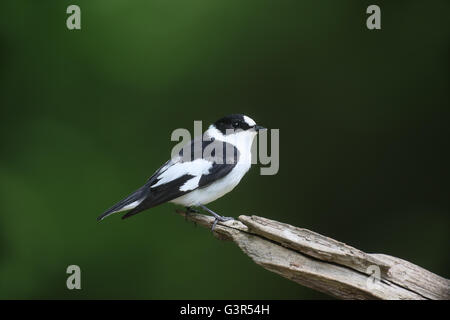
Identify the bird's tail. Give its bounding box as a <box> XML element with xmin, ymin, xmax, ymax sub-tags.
<box><xmin>97</xmin><ymin>184</ymin><xmax>150</xmax><ymax>221</ymax></box>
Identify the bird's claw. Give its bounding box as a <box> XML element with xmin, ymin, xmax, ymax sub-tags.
<box><xmin>186</xmin><ymin>207</ymin><xmax>200</xmax><ymax>213</ymax></box>
<box><xmin>211</xmin><ymin>216</ymin><xmax>234</xmax><ymax>232</ymax></box>
<box><xmin>185</xmin><ymin>207</ymin><xmax>200</xmax><ymax>222</ymax></box>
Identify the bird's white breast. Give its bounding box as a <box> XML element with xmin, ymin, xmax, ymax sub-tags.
<box><xmin>170</xmin><ymin>127</ymin><xmax>256</xmax><ymax>207</ymax></box>
<box><xmin>171</xmin><ymin>160</ymin><xmax>251</xmax><ymax>207</ymax></box>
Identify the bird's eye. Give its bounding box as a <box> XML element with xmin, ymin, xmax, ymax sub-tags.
<box><xmin>233</xmin><ymin>122</ymin><xmax>239</xmax><ymax>128</ymax></box>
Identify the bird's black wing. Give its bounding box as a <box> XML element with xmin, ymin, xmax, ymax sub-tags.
<box><xmin>120</xmin><ymin>137</ymin><xmax>239</xmax><ymax>219</ymax></box>
<box><xmin>96</xmin><ymin>159</ymin><xmax>173</xmax><ymax>221</ymax></box>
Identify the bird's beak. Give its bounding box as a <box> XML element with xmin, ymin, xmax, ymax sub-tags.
<box><xmin>254</xmin><ymin>125</ymin><xmax>266</xmax><ymax>132</ymax></box>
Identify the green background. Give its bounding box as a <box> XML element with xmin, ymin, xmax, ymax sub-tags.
<box><xmin>0</xmin><ymin>1</ymin><xmax>449</xmax><ymax>299</ymax></box>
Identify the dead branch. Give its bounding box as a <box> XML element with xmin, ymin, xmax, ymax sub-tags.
<box><xmin>176</xmin><ymin>210</ymin><xmax>450</xmax><ymax>300</ymax></box>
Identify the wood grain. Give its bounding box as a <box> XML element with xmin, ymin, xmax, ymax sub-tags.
<box><xmin>176</xmin><ymin>210</ymin><xmax>450</xmax><ymax>300</ymax></box>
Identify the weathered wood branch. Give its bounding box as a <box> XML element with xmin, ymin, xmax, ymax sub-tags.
<box><xmin>176</xmin><ymin>210</ymin><xmax>450</xmax><ymax>300</ymax></box>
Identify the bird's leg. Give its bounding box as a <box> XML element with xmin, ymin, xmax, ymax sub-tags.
<box><xmin>198</xmin><ymin>205</ymin><xmax>234</xmax><ymax>231</ymax></box>
<box><xmin>185</xmin><ymin>206</ymin><xmax>199</xmax><ymax>225</ymax></box>
<box><xmin>186</xmin><ymin>206</ymin><xmax>199</xmax><ymax>213</ymax></box>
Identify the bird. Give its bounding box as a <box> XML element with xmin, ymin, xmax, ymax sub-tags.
<box><xmin>97</xmin><ymin>114</ymin><xmax>265</xmax><ymax>230</ymax></box>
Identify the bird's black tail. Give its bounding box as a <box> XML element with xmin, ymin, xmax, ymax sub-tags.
<box><xmin>97</xmin><ymin>184</ymin><xmax>150</xmax><ymax>221</ymax></box>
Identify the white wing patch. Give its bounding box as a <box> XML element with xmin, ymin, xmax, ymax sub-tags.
<box><xmin>160</xmin><ymin>158</ymin><xmax>176</xmax><ymax>173</ymax></box>
<box><xmin>151</xmin><ymin>158</ymin><xmax>212</xmax><ymax>189</ymax></box>
<box><xmin>179</xmin><ymin>176</ymin><xmax>202</xmax><ymax>191</ymax></box>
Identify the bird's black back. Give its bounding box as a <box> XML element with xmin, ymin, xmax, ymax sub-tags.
<box><xmin>119</xmin><ymin>136</ymin><xmax>239</xmax><ymax>219</ymax></box>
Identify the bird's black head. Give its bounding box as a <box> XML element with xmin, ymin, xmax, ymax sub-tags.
<box><xmin>213</xmin><ymin>114</ymin><xmax>264</xmax><ymax>135</ymax></box>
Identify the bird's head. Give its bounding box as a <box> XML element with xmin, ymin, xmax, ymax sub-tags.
<box><xmin>210</xmin><ymin>114</ymin><xmax>265</xmax><ymax>136</ymax></box>
<box><xmin>206</xmin><ymin>114</ymin><xmax>266</xmax><ymax>152</ymax></box>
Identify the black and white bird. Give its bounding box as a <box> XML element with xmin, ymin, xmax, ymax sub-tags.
<box><xmin>97</xmin><ymin>114</ymin><xmax>265</xmax><ymax>230</ymax></box>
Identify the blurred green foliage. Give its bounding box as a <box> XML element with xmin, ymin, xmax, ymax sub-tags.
<box><xmin>0</xmin><ymin>0</ymin><xmax>449</xmax><ymax>299</ymax></box>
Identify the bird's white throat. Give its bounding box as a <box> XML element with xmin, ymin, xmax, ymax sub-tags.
<box><xmin>206</xmin><ymin>125</ymin><xmax>257</xmax><ymax>163</ymax></box>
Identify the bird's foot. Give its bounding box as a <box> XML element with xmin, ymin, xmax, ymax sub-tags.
<box><xmin>198</xmin><ymin>205</ymin><xmax>234</xmax><ymax>231</ymax></box>
<box><xmin>211</xmin><ymin>215</ymin><xmax>234</xmax><ymax>231</ymax></box>
<box><xmin>186</xmin><ymin>207</ymin><xmax>199</xmax><ymax>214</ymax></box>
<box><xmin>184</xmin><ymin>207</ymin><xmax>198</xmax><ymax>226</ymax></box>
